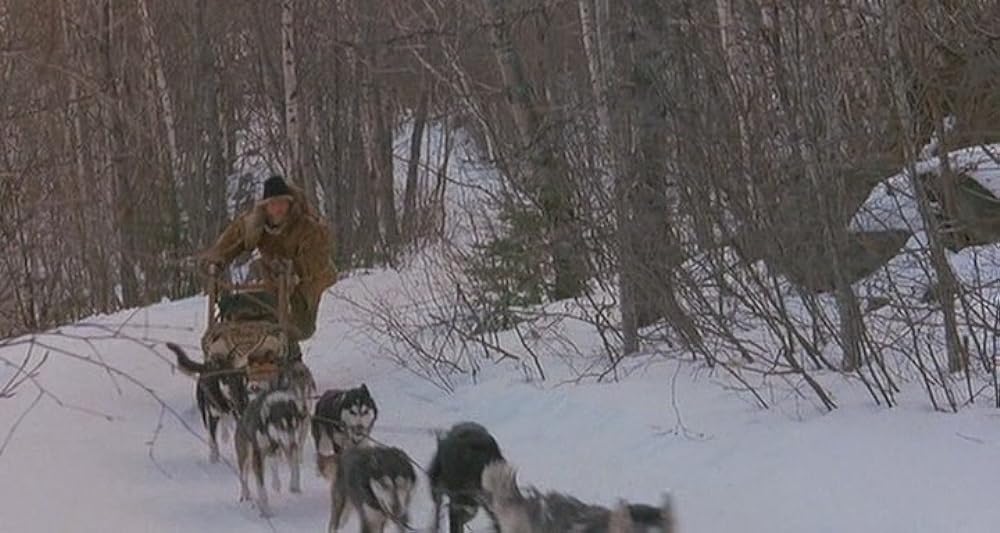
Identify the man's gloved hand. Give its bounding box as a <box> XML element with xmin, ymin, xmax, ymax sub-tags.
<box><xmin>197</xmin><ymin>252</ymin><xmax>227</xmax><ymax>279</ymax></box>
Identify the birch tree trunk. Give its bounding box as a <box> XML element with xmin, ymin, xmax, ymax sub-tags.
<box><xmin>281</xmin><ymin>0</ymin><xmax>311</xmax><ymax>201</ymax></box>
<box><xmin>577</xmin><ymin>0</ymin><xmax>611</xmax><ymax>142</ymax></box>
<box><xmin>136</xmin><ymin>0</ymin><xmax>189</xmax><ymax>284</ymax></box>
<box><xmin>136</xmin><ymin>0</ymin><xmax>181</xmax><ymax>187</ymax></box>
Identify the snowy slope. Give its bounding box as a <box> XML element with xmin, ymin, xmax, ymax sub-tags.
<box><xmin>3</xmin><ymin>265</ymin><xmax>1000</xmax><ymax>533</ymax></box>
<box><xmin>4</xmin><ymin>126</ymin><xmax>1000</xmax><ymax>532</ymax></box>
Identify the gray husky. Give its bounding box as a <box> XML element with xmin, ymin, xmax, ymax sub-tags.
<box><xmin>328</xmin><ymin>445</ymin><xmax>417</xmax><ymax>533</ymax></box>
<box><xmin>313</xmin><ymin>384</ymin><xmax>378</xmax><ymax>479</ymax></box>
<box><xmin>250</xmin><ymin>359</ymin><xmax>317</xmax><ymax>413</ymax></box>
<box><xmin>428</xmin><ymin>421</ymin><xmax>504</xmax><ymax>533</ymax></box>
<box><xmin>480</xmin><ymin>460</ymin><xmax>676</xmax><ymax>533</ymax></box>
<box><xmin>235</xmin><ymin>388</ymin><xmax>309</xmax><ymax>518</ymax></box>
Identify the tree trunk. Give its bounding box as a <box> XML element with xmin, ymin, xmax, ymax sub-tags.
<box><xmin>374</xmin><ymin>88</ymin><xmax>399</xmax><ymax>255</ymax></box>
<box><xmin>102</xmin><ymin>0</ymin><xmax>140</xmax><ymax>307</ymax></box>
<box><xmin>136</xmin><ymin>0</ymin><xmax>181</xmax><ymax>190</ymax></box>
<box><xmin>481</xmin><ymin>0</ymin><xmax>588</xmax><ymax>300</ymax></box>
<box><xmin>137</xmin><ymin>0</ymin><xmax>189</xmax><ymax>276</ymax></box>
<box><xmin>61</xmin><ymin>0</ymin><xmax>100</xmax><ymax>313</ymax></box>
<box><xmin>192</xmin><ymin>0</ymin><xmax>214</xmax><ymax>240</ymax></box>
<box><xmin>579</xmin><ymin>0</ymin><xmax>637</xmax><ymax>355</ymax></box>
<box><xmin>402</xmin><ymin>88</ymin><xmax>429</xmax><ymax>245</ymax></box>
<box><xmin>715</xmin><ymin>0</ymin><xmax>753</xmax><ymax>205</ymax></box>
<box><xmin>626</xmin><ymin>0</ymin><xmax>703</xmax><ymax>350</ymax></box>
<box><xmin>204</xmin><ymin>19</ymin><xmax>228</xmax><ymax>243</ymax></box>
<box><xmin>798</xmin><ymin>118</ymin><xmax>866</xmax><ymax>371</ymax></box>
<box><xmin>281</xmin><ymin>0</ymin><xmax>310</xmax><ymax>202</ymax></box>
<box><xmin>357</xmin><ymin>67</ymin><xmax>380</xmax><ymax>263</ymax></box>
<box><xmin>885</xmin><ymin>0</ymin><xmax>965</xmax><ymax>373</ymax></box>
<box><xmin>357</xmin><ymin>0</ymin><xmax>398</xmax><ymax>259</ymax></box>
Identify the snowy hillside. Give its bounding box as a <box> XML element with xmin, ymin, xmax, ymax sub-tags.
<box><xmin>4</xmin><ymin>127</ymin><xmax>1000</xmax><ymax>533</ymax></box>
<box><xmin>3</xmin><ymin>260</ymin><xmax>1000</xmax><ymax>533</ymax></box>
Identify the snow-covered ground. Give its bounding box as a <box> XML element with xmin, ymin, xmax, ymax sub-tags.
<box><xmin>5</xmin><ymin>127</ymin><xmax>1000</xmax><ymax>532</ymax></box>
<box><xmin>3</xmin><ymin>263</ymin><xmax>1000</xmax><ymax>533</ymax></box>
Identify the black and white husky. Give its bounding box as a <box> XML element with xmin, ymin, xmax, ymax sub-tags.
<box><xmin>248</xmin><ymin>359</ymin><xmax>317</xmax><ymax>410</ymax></box>
<box><xmin>428</xmin><ymin>421</ymin><xmax>504</xmax><ymax>533</ymax></box>
<box><xmin>312</xmin><ymin>384</ymin><xmax>378</xmax><ymax>478</ymax></box>
<box><xmin>235</xmin><ymin>388</ymin><xmax>309</xmax><ymax>518</ymax></box>
<box><xmin>166</xmin><ymin>342</ymin><xmax>248</xmax><ymax>463</ymax></box>
<box><xmin>481</xmin><ymin>460</ymin><xmax>676</xmax><ymax>533</ymax></box>
<box><xmin>328</xmin><ymin>444</ymin><xmax>417</xmax><ymax>533</ymax></box>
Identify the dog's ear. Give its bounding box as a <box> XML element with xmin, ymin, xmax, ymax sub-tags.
<box><xmin>317</xmin><ymin>453</ymin><xmax>338</xmax><ymax>482</ymax></box>
<box><xmin>481</xmin><ymin>460</ymin><xmax>520</xmax><ymax>502</ymax></box>
<box><xmin>608</xmin><ymin>500</ymin><xmax>633</xmax><ymax>533</ymax></box>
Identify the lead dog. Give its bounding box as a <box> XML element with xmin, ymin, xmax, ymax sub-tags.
<box><xmin>251</xmin><ymin>360</ymin><xmax>317</xmax><ymax>457</ymax></box>
<box><xmin>481</xmin><ymin>460</ymin><xmax>676</xmax><ymax>533</ymax></box>
<box><xmin>235</xmin><ymin>388</ymin><xmax>309</xmax><ymax>517</ymax></box>
<box><xmin>328</xmin><ymin>444</ymin><xmax>417</xmax><ymax>533</ymax></box>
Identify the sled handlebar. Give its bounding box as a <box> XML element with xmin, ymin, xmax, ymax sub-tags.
<box><xmin>204</xmin><ymin>260</ymin><xmax>294</xmax><ymax>330</ymax></box>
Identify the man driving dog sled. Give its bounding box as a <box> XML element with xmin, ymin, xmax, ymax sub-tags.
<box><xmin>199</xmin><ymin>175</ymin><xmax>337</xmax><ymax>360</ymax></box>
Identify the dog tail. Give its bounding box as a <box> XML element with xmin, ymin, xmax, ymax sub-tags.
<box><xmin>481</xmin><ymin>460</ymin><xmax>521</xmax><ymax>503</ymax></box>
<box><xmin>370</xmin><ymin>475</ymin><xmax>414</xmax><ymax>529</ymax></box>
<box><xmin>660</xmin><ymin>493</ymin><xmax>677</xmax><ymax>533</ymax></box>
<box><xmin>609</xmin><ymin>500</ymin><xmax>633</xmax><ymax>533</ymax></box>
<box><xmin>317</xmin><ymin>453</ymin><xmax>338</xmax><ymax>481</ymax></box>
<box><xmin>166</xmin><ymin>342</ymin><xmax>209</xmax><ymax>376</ymax></box>
<box><xmin>609</xmin><ymin>494</ymin><xmax>677</xmax><ymax>533</ymax></box>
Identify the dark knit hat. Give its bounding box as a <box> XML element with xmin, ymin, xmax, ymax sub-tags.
<box><xmin>261</xmin><ymin>175</ymin><xmax>293</xmax><ymax>202</ymax></box>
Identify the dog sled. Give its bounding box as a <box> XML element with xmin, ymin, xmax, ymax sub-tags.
<box><xmin>202</xmin><ymin>258</ymin><xmax>296</xmax><ymax>383</ymax></box>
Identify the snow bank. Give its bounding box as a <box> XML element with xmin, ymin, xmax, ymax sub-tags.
<box><xmin>851</xmin><ymin>143</ymin><xmax>1000</xmax><ymax>233</ymax></box>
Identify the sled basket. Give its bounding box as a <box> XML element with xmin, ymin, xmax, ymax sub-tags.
<box><xmin>200</xmin><ymin>320</ymin><xmax>289</xmax><ymax>370</ymax></box>
<box><xmin>200</xmin><ymin>259</ymin><xmax>295</xmax><ymax>375</ymax></box>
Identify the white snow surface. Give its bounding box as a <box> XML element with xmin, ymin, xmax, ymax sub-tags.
<box><xmin>5</xmin><ymin>129</ymin><xmax>1000</xmax><ymax>532</ymax></box>
<box><xmin>3</xmin><ymin>265</ymin><xmax>1000</xmax><ymax>533</ymax></box>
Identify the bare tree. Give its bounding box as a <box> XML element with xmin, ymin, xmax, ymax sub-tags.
<box><xmin>885</xmin><ymin>0</ymin><xmax>966</xmax><ymax>373</ymax></box>
<box><xmin>578</xmin><ymin>0</ymin><xmax>639</xmax><ymax>355</ymax></box>
<box><xmin>6</xmin><ymin>0</ymin><xmax>1000</xmax><ymax>411</ymax></box>
<box><xmin>480</xmin><ymin>0</ymin><xmax>589</xmax><ymax>300</ymax></box>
